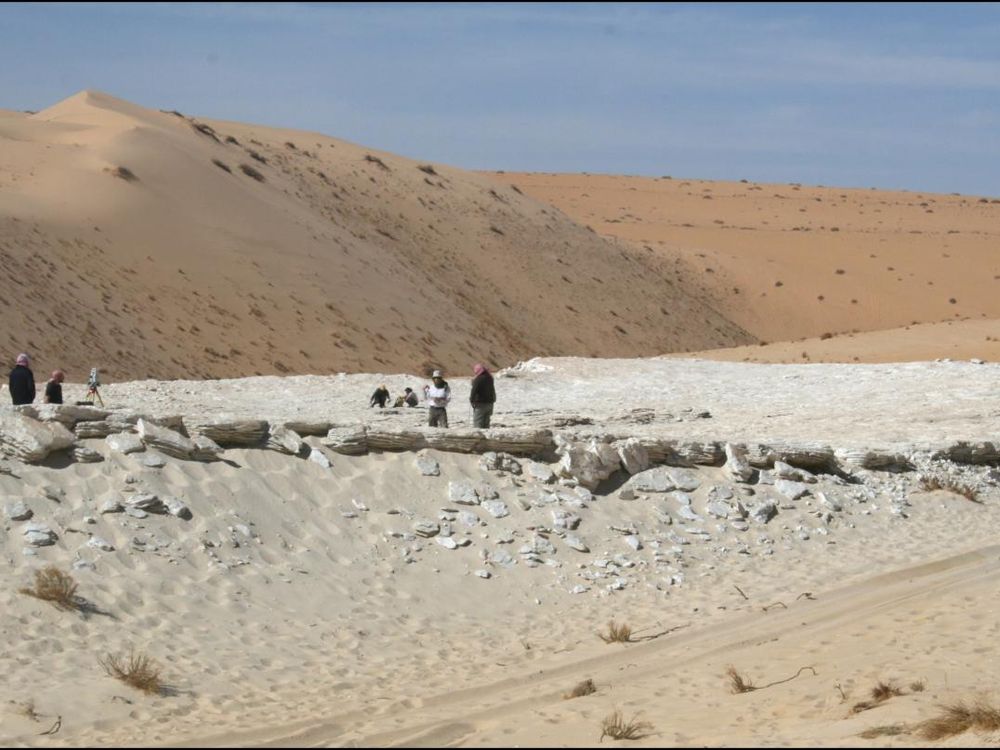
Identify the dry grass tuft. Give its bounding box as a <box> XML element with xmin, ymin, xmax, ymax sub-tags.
<box><xmin>918</xmin><ymin>699</ymin><xmax>1000</xmax><ymax>740</ymax></box>
<box><xmin>417</xmin><ymin>164</ymin><xmax>438</xmax><ymax>175</ymax></box>
<box><xmin>110</xmin><ymin>166</ymin><xmax>138</xmax><ymax>182</ymax></box>
<box><xmin>726</xmin><ymin>665</ymin><xmax>757</xmax><ymax>693</ymax></box>
<box><xmin>910</xmin><ymin>679</ymin><xmax>926</xmax><ymax>693</ymax></box>
<box><xmin>599</xmin><ymin>709</ymin><xmax>652</xmax><ymax>742</ymax></box>
<box><xmin>919</xmin><ymin>476</ymin><xmax>981</xmax><ymax>503</ymax></box>
<box><xmin>363</xmin><ymin>154</ymin><xmax>390</xmax><ymax>170</ymax></box>
<box><xmin>189</xmin><ymin>120</ymin><xmax>220</xmax><ymax>142</ymax></box>
<box><xmin>563</xmin><ymin>678</ymin><xmax>597</xmax><ymax>699</ymax></box>
<box><xmin>239</xmin><ymin>163</ymin><xmax>266</xmax><ymax>182</ymax></box>
<box><xmin>598</xmin><ymin>620</ymin><xmax>633</xmax><ymax>643</ymax></box>
<box><xmin>98</xmin><ymin>647</ymin><xmax>164</xmax><ymax>695</ymax></box>
<box><xmin>859</xmin><ymin>724</ymin><xmax>909</xmax><ymax>739</ymax></box>
<box><xmin>871</xmin><ymin>680</ymin><xmax>904</xmax><ymax>703</ymax></box>
<box><xmin>211</xmin><ymin>158</ymin><xmax>232</xmax><ymax>174</ymax></box>
<box><xmin>18</xmin><ymin>567</ymin><xmax>78</xmax><ymax>611</ymax></box>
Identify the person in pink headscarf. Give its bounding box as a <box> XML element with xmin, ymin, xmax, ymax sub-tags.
<box><xmin>469</xmin><ymin>362</ymin><xmax>496</xmax><ymax>428</ymax></box>
<box><xmin>8</xmin><ymin>353</ymin><xmax>35</xmax><ymax>405</ymax></box>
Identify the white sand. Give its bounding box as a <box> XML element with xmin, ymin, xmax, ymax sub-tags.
<box><xmin>2</xmin><ymin>357</ymin><xmax>1000</xmax><ymax>747</ymax></box>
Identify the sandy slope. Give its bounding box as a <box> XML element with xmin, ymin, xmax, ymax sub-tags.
<box><xmin>496</xmin><ymin>172</ymin><xmax>1000</xmax><ymax>362</ymax></box>
<box><xmin>0</xmin><ymin>91</ymin><xmax>750</xmax><ymax>383</ymax></box>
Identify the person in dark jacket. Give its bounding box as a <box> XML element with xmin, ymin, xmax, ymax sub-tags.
<box><xmin>44</xmin><ymin>369</ymin><xmax>65</xmax><ymax>404</ymax></box>
<box><xmin>470</xmin><ymin>363</ymin><xmax>496</xmax><ymax>428</ymax></box>
<box><xmin>9</xmin><ymin>353</ymin><xmax>36</xmax><ymax>406</ymax></box>
<box><xmin>369</xmin><ymin>384</ymin><xmax>391</xmax><ymax>408</ymax></box>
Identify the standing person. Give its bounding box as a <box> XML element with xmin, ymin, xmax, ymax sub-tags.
<box><xmin>470</xmin><ymin>362</ymin><xmax>496</xmax><ymax>428</ymax></box>
<box><xmin>369</xmin><ymin>384</ymin><xmax>391</xmax><ymax>408</ymax></box>
<box><xmin>8</xmin><ymin>353</ymin><xmax>35</xmax><ymax>406</ymax></box>
<box><xmin>423</xmin><ymin>370</ymin><xmax>450</xmax><ymax>428</ymax></box>
<box><xmin>44</xmin><ymin>369</ymin><xmax>65</xmax><ymax>405</ymax></box>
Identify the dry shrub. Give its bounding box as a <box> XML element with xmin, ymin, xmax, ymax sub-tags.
<box><xmin>111</xmin><ymin>166</ymin><xmax>138</xmax><ymax>182</ymax></box>
<box><xmin>189</xmin><ymin>120</ymin><xmax>220</xmax><ymax>142</ymax></box>
<box><xmin>363</xmin><ymin>154</ymin><xmax>389</xmax><ymax>170</ymax></box>
<box><xmin>918</xmin><ymin>699</ymin><xmax>1000</xmax><ymax>740</ymax></box>
<box><xmin>18</xmin><ymin>567</ymin><xmax>78</xmax><ymax>611</ymax></box>
<box><xmin>910</xmin><ymin>680</ymin><xmax>926</xmax><ymax>693</ymax></box>
<box><xmin>247</xmin><ymin>149</ymin><xmax>268</xmax><ymax>164</ymax></box>
<box><xmin>563</xmin><ymin>678</ymin><xmax>596</xmax><ymax>700</ymax></box>
<box><xmin>599</xmin><ymin>709</ymin><xmax>652</xmax><ymax>742</ymax></box>
<box><xmin>859</xmin><ymin>724</ymin><xmax>909</xmax><ymax>739</ymax></box>
<box><xmin>871</xmin><ymin>680</ymin><xmax>904</xmax><ymax>703</ymax></box>
<box><xmin>726</xmin><ymin>665</ymin><xmax>756</xmax><ymax>694</ymax></box>
<box><xmin>417</xmin><ymin>164</ymin><xmax>438</xmax><ymax>175</ymax></box>
<box><xmin>598</xmin><ymin>620</ymin><xmax>633</xmax><ymax>644</ymax></box>
<box><xmin>98</xmin><ymin>647</ymin><xmax>163</xmax><ymax>695</ymax></box>
<box><xmin>211</xmin><ymin>158</ymin><xmax>232</xmax><ymax>173</ymax></box>
<box><xmin>239</xmin><ymin>164</ymin><xmax>266</xmax><ymax>182</ymax></box>
<box><xmin>919</xmin><ymin>476</ymin><xmax>981</xmax><ymax>503</ymax></box>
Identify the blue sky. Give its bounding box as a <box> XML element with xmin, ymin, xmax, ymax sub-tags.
<box><xmin>3</xmin><ymin>2</ymin><xmax>1000</xmax><ymax>195</ymax></box>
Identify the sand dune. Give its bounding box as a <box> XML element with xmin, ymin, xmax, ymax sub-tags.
<box><xmin>497</xmin><ymin>172</ymin><xmax>1000</xmax><ymax>362</ymax></box>
<box><xmin>0</xmin><ymin>91</ymin><xmax>750</xmax><ymax>383</ymax></box>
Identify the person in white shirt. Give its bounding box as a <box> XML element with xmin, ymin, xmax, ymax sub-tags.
<box><xmin>423</xmin><ymin>370</ymin><xmax>451</xmax><ymax>428</ymax></box>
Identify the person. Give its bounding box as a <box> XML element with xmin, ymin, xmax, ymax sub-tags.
<box><xmin>423</xmin><ymin>370</ymin><xmax>450</xmax><ymax>428</ymax></box>
<box><xmin>44</xmin><ymin>369</ymin><xmax>65</xmax><ymax>405</ymax></box>
<box><xmin>393</xmin><ymin>387</ymin><xmax>419</xmax><ymax>408</ymax></box>
<box><xmin>470</xmin><ymin>362</ymin><xmax>496</xmax><ymax>428</ymax></box>
<box><xmin>8</xmin><ymin>353</ymin><xmax>35</xmax><ymax>406</ymax></box>
<box><xmin>369</xmin><ymin>384</ymin><xmax>391</xmax><ymax>408</ymax></box>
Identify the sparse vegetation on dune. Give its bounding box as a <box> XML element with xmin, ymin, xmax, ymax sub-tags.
<box><xmin>98</xmin><ymin>647</ymin><xmax>164</xmax><ymax>695</ymax></box>
<box><xmin>918</xmin><ymin>699</ymin><xmax>1000</xmax><ymax>740</ymax></box>
<box><xmin>599</xmin><ymin>709</ymin><xmax>652</xmax><ymax>742</ymax></box>
<box><xmin>18</xmin><ymin>567</ymin><xmax>79</xmax><ymax>611</ymax></box>
<box><xmin>598</xmin><ymin>620</ymin><xmax>633</xmax><ymax>644</ymax></box>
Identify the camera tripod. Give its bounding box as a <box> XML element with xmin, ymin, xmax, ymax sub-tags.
<box><xmin>85</xmin><ymin>383</ymin><xmax>104</xmax><ymax>407</ymax></box>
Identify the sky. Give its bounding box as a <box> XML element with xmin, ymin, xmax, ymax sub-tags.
<box><xmin>2</xmin><ymin>2</ymin><xmax>1000</xmax><ymax>195</ymax></box>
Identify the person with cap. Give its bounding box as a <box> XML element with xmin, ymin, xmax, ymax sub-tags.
<box><xmin>369</xmin><ymin>384</ymin><xmax>391</xmax><ymax>408</ymax></box>
<box><xmin>423</xmin><ymin>370</ymin><xmax>451</xmax><ymax>428</ymax></box>
<box><xmin>9</xmin><ymin>353</ymin><xmax>36</xmax><ymax>406</ymax></box>
<box><xmin>44</xmin><ymin>369</ymin><xmax>65</xmax><ymax>405</ymax></box>
<box><xmin>470</xmin><ymin>362</ymin><xmax>496</xmax><ymax>428</ymax></box>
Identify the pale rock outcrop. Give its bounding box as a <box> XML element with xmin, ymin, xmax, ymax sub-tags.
<box><xmin>415</xmin><ymin>455</ymin><xmax>441</xmax><ymax>476</ymax></box>
<box><xmin>106</xmin><ymin>432</ymin><xmax>145</xmax><ymax>455</ymax></box>
<box><xmin>136</xmin><ymin>419</ymin><xmax>195</xmax><ymax>459</ymax></box>
<box><xmin>186</xmin><ymin>418</ymin><xmax>268</xmax><ymax>448</ymax></box>
<box><xmin>557</xmin><ymin>438</ymin><xmax>621</xmax><ymax>489</ymax></box>
<box><xmin>615</xmin><ymin>438</ymin><xmax>650</xmax><ymax>475</ymax></box>
<box><xmin>266</xmin><ymin>425</ymin><xmax>307</xmax><ymax>456</ymax></box>
<box><xmin>724</xmin><ymin>443</ymin><xmax>755</xmax><ymax>482</ymax></box>
<box><xmin>0</xmin><ymin>411</ymin><xmax>75</xmax><ymax>463</ymax></box>
<box><xmin>323</xmin><ymin>425</ymin><xmax>368</xmax><ymax>455</ymax></box>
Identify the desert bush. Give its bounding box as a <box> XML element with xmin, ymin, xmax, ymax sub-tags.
<box><xmin>18</xmin><ymin>567</ymin><xmax>79</xmax><ymax>611</ymax></box>
<box><xmin>910</xmin><ymin>680</ymin><xmax>926</xmax><ymax>693</ymax></box>
<box><xmin>598</xmin><ymin>620</ymin><xmax>633</xmax><ymax>644</ymax></box>
<box><xmin>239</xmin><ymin>164</ymin><xmax>266</xmax><ymax>182</ymax></box>
<box><xmin>871</xmin><ymin>680</ymin><xmax>904</xmax><ymax>703</ymax></box>
<box><xmin>599</xmin><ymin>709</ymin><xmax>652</xmax><ymax>742</ymax></box>
<box><xmin>918</xmin><ymin>699</ymin><xmax>1000</xmax><ymax>740</ymax></box>
<box><xmin>363</xmin><ymin>154</ymin><xmax>389</xmax><ymax>170</ymax></box>
<box><xmin>726</xmin><ymin>665</ymin><xmax>756</xmax><ymax>694</ymax></box>
<box><xmin>563</xmin><ymin>678</ymin><xmax>597</xmax><ymax>699</ymax></box>
<box><xmin>110</xmin><ymin>166</ymin><xmax>138</xmax><ymax>182</ymax></box>
<box><xmin>919</xmin><ymin>476</ymin><xmax>980</xmax><ymax>503</ymax></box>
<box><xmin>417</xmin><ymin>164</ymin><xmax>437</xmax><ymax>175</ymax></box>
<box><xmin>98</xmin><ymin>647</ymin><xmax>163</xmax><ymax>695</ymax></box>
<box><xmin>859</xmin><ymin>724</ymin><xmax>909</xmax><ymax>739</ymax></box>
<box><xmin>211</xmin><ymin>159</ymin><xmax>232</xmax><ymax>173</ymax></box>
<box><xmin>247</xmin><ymin>149</ymin><xmax>268</xmax><ymax>164</ymax></box>
<box><xmin>189</xmin><ymin>120</ymin><xmax>220</xmax><ymax>142</ymax></box>
<box><xmin>224</xmin><ymin>135</ymin><xmax>239</xmax><ymax>145</ymax></box>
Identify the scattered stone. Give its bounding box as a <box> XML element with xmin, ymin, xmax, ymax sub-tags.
<box><xmin>73</xmin><ymin>445</ymin><xmax>104</xmax><ymax>463</ymax></box>
<box><xmin>436</xmin><ymin>536</ymin><xmax>459</xmax><ymax>550</ymax></box>
<box><xmin>308</xmin><ymin>448</ymin><xmax>332</xmax><ymax>468</ymax></box>
<box><xmin>4</xmin><ymin>500</ymin><xmax>32</xmax><ymax>521</ymax></box>
<box><xmin>413</xmin><ymin>521</ymin><xmax>440</xmax><ymax>537</ymax></box>
<box><xmin>415</xmin><ymin>455</ymin><xmax>441</xmax><ymax>476</ymax></box>
<box><xmin>775</xmin><ymin>480</ymin><xmax>811</xmax><ymax>501</ymax></box>
<box><xmin>525</xmin><ymin>461</ymin><xmax>556</xmax><ymax>483</ymax></box>
<box><xmin>750</xmin><ymin>500</ymin><xmax>778</xmax><ymax>524</ymax></box>
<box><xmin>481</xmin><ymin>500</ymin><xmax>510</xmax><ymax>518</ymax></box>
<box><xmin>724</xmin><ymin>443</ymin><xmax>755</xmax><ymax>482</ymax></box>
<box><xmin>563</xmin><ymin>535</ymin><xmax>590</xmax><ymax>552</ymax></box>
<box><xmin>164</xmin><ymin>497</ymin><xmax>193</xmax><ymax>520</ymax></box>
<box><xmin>23</xmin><ymin>523</ymin><xmax>57</xmax><ymax>546</ymax></box>
<box><xmin>106</xmin><ymin>432</ymin><xmax>145</xmax><ymax>455</ymax></box>
<box><xmin>87</xmin><ymin>536</ymin><xmax>115</xmax><ymax>552</ymax></box>
<box><xmin>615</xmin><ymin>438</ymin><xmax>650</xmax><ymax>475</ymax></box>
<box><xmin>448</xmin><ymin>481</ymin><xmax>480</xmax><ymax>506</ymax></box>
<box><xmin>475</xmin><ymin>569</ymin><xmax>492</xmax><ymax>579</ymax></box>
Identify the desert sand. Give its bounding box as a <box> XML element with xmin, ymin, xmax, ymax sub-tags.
<box><xmin>1</xmin><ymin>358</ymin><xmax>1000</xmax><ymax>747</ymax></box>
<box><xmin>496</xmin><ymin>172</ymin><xmax>1000</xmax><ymax>363</ymax></box>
